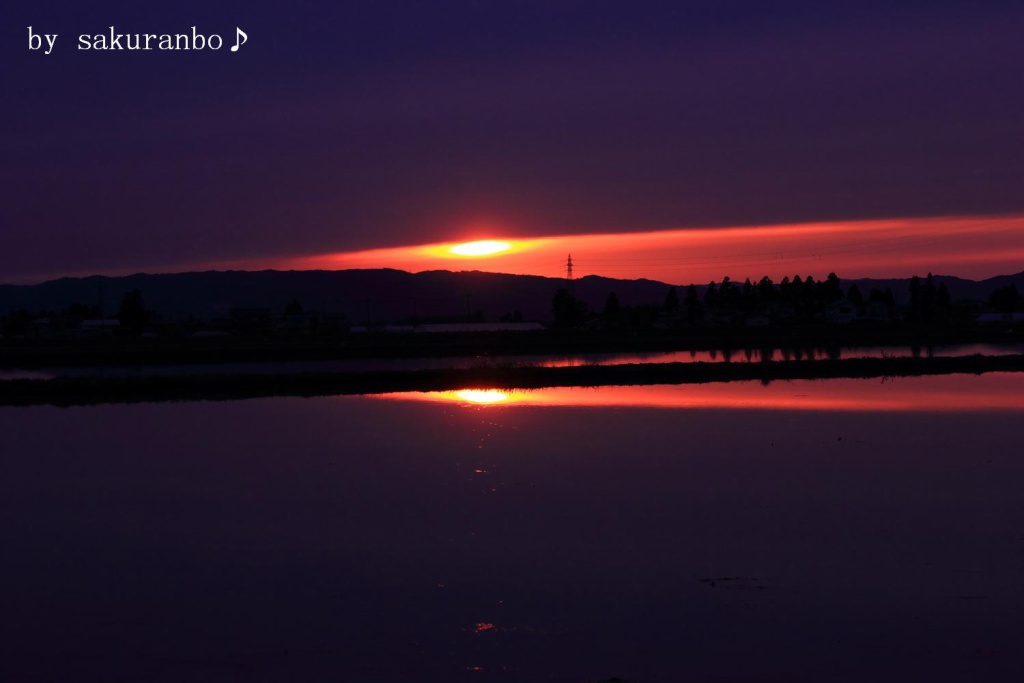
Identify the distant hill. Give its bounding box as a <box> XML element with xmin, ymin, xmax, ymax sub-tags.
<box><xmin>0</xmin><ymin>269</ymin><xmax>671</xmax><ymax>322</ymax></box>
<box><xmin>1</xmin><ymin>269</ymin><xmax>1021</xmax><ymax>322</ymax></box>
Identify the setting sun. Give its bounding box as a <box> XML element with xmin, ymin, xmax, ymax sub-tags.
<box><xmin>449</xmin><ymin>240</ymin><xmax>511</xmax><ymax>257</ymax></box>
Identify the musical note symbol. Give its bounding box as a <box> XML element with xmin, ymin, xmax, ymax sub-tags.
<box><xmin>231</xmin><ymin>27</ymin><xmax>247</xmax><ymax>52</ymax></box>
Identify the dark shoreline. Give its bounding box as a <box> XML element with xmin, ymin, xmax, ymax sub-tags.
<box><xmin>2</xmin><ymin>353</ymin><xmax>1022</xmax><ymax>407</ymax></box>
<box><xmin>2</xmin><ymin>323</ymin><xmax>1022</xmax><ymax>368</ymax></box>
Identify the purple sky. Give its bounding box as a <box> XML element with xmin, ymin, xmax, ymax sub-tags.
<box><xmin>4</xmin><ymin>1</ymin><xmax>1024</xmax><ymax>282</ymax></box>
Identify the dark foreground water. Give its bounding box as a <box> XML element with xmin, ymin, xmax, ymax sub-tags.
<box><xmin>2</xmin><ymin>375</ymin><xmax>1022</xmax><ymax>682</ymax></box>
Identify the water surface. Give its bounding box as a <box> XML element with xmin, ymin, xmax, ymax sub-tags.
<box><xmin>1</xmin><ymin>374</ymin><xmax>1021</xmax><ymax>681</ymax></box>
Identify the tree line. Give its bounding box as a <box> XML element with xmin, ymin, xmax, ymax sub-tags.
<box><xmin>552</xmin><ymin>272</ymin><xmax>1020</xmax><ymax>329</ymax></box>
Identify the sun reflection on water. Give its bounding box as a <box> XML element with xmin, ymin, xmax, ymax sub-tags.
<box><xmin>370</xmin><ymin>374</ymin><xmax>1024</xmax><ymax>412</ymax></box>
<box><xmin>454</xmin><ymin>389</ymin><xmax>511</xmax><ymax>404</ymax></box>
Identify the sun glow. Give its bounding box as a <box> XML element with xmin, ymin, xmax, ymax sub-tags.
<box><xmin>282</xmin><ymin>213</ymin><xmax>1024</xmax><ymax>283</ymax></box>
<box><xmin>449</xmin><ymin>240</ymin><xmax>511</xmax><ymax>257</ymax></box>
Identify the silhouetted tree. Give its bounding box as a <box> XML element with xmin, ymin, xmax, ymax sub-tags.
<box><xmin>627</xmin><ymin>304</ymin><xmax>661</xmax><ymax>329</ymax></box>
<box><xmin>923</xmin><ymin>273</ymin><xmax>938</xmax><ymax>318</ymax></box>
<box><xmin>884</xmin><ymin>288</ymin><xmax>896</xmax><ymax>317</ymax></box>
<box><xmin>846</xmin><ymin>283</ymin><xmax>864</xmax><ymax>308</ymax></box>
<box><xmin>936</xmin><ymin>283</ymin><xmax>952</xmax><ymax>314</ymax></box>
<box><xmin>989</xmin><ymin>284</ymin><xmax>1022</xmax><ymax>313</ymax></box>
<box><xmin>777</xmin><ymin>275</ymin><xmax>793</xmax><ymax>305</ymax></box>
<box><xmin>908</xmin><ymin>275</ymin><xmax>923</xmax><ymax>320</ymax></box>
<box><xmin>786</xmin><ymin>276</ymin><xmax>803</xmax><ymax>310</ymax></box>
<box><xmin>552</xmin><ymin>287</ymin><xmax>587</xmax><ymax>327</ymax></box>
<box><xmin>802</xmin><ymin>274</ymin><xmax>817</xmax><ymax>300</ymax></box>
<box><xmin>906</xmin><ymin>273</ymin><xmax>945</xmax><ymax>322</ymax></box>
<box><xmin>284</xmin><ymin>297</ymin><xmax>304</xmax><ymax>315</ymax></box>
<box><xmin>117</xmin><ymin>289</ymin><xmax>149</xmax><ymax>329</ymax></box>
<box><xmin>757</xmin><ymin>276</ymin><xmax>776</xmax><ymax>302</ymax></box>
<box><xmin>866</xmin><ymin>287</ymin><xmax>894</xmax><ymax>319</ymax></box>
<box><xmin>663</xmin><ymin>287</ymin><xmax>679</xmax><ymax>310</ymax></box>
<box><xmin>685</xmin><ymin>284</ymin><xmax>701</xmax><ymax>323</ymax></box>
<box><xmin>823</xmin><ymin>273</ymin><xmax>843</xmax><ymax>303</ymax></box>
<box><xmin>704</xmin><ymin>281</ymin><xmax>718</xmax><ymax>308</ymax></box>
<box><xmin>2</xmin><ymin>308</ymin><xmax>31</xmax><ymax>337</ymax></box>
<box><xmin>603</xmin><ymin>291</ymin><xmax>621</xmax><ymax>316</ymax></box>
<box><xmin>718</xmin><ymin>276</ymin><xmax>740</xmax><ymax>309</ymax></box>
<box><xmin>793</xmin><ymin>275</ymin><xmax>816</xmax><ymax>319</ymax></box>
<box><xmin>685</xmin><ymin>284</ymin><xmax>699</xmax><ymax>308</ymax></box>
<box><xmin>741</xmin><ymin>278</ymin><xmax>755</xmax><ymax>310</ymax></box>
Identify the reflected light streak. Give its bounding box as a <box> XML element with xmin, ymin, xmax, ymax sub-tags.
<box><xmin>371</xmin><ymin>374</ymin><xmax>1024</xmax><ymax>412</ymax></box>
<box><xmin>283</xmin><ymin>214</ymin><xmax>1024</xmax><ymax>283</ymax></box>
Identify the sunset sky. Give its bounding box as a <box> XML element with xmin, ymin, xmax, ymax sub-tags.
<box><xmin>4</xmin><ymin>1</ymin><xmax>1023</xmax><ymax>284</ymax></box>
